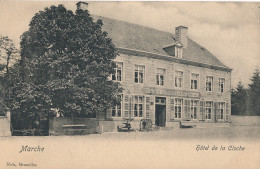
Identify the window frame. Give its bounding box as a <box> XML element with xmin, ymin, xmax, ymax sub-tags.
<box><xmin>191</xmin><ymin>73</ymin><xmax>199</xmax><ymax>90</ymax></box>
<box><xmin>111</xmin><ymin>62</ymin><xmax>123</xmax><ymax>82</ymax></box>
<box><xmin>175</xmin><ymin>46</ymin><xmax>183</xmax><ymax>58</ymax></box>
<box><xmin>174</xmin><ymin>98</ymin><xmax>183</xmax><ymax>119</ymax></box>
<box><xmin>218</xmin><ymin>102</ymin><xmax>225</xmax><ymax>120</ymax></box>
<box><xmin>111</xmin><ymin>95</ymin><xmax>123</xmax><ymax>118</ymax></box>
<box><xmin>205</xmin><ymin>101</ymin><xmax>213</xmax><ymax>120</ymax></box>
<box><xmin>156</xmin><ymin>68</ymin><xmax>166</xmax><ymax>86</ymax></box>
<box><xmin>206</xmin><ymin>76</ymin><xmax>213</xmax><ymax>92</ymax></box>
<box><xmin>219</xmin><ymin>78</ymin><xmax>225</xmax><ymax>93</ymax></box>
<box><xmin>134</xmin><ymin>65</ymin><xmax>145</xmax><ymax>84</ymax></box>
<box><xmin>175</xmin><ymin>70</ymin><xmax>183</xmax><ymax>89</ymax></box>
<box><xmin>190</xmin><ymin>100</ymin><xmax>199</xmax><ymax>120</ymax></box>
<box><xmin>132</xmin><ymin>96</ymin><xmax>144</xmax><ymax>118</ymax></box>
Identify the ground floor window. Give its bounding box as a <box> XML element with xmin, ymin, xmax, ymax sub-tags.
<box><xmin>205</xmin><ymin>101</ymin><xmax>213</xmax><ymax>119</ymax></box>
<box><xmin>175</xmin><ymin>99</ymin><xmax>183</xmax><ymax>118</ymax></box>
<box><xmin>112</xmin><ymin>95</ymin><xmax>122</xmax><ymax>117</ymax></box>
<box><xmin>132</xmin><ymin>96</ymin><xmax>144</xmax><ymax>117</ymax></box>
<box><xmin>190</xmin><ymin>100</ymin><xmax>198</xmax><ymax>119</ymax></box>
<box><xmin>218</xmin><ymin>102</ymin><xmax>225</xmax><ymax>120</ymax></box>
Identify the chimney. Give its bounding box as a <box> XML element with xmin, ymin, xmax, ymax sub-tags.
<box><xmin>175</xmin><ymin>26</ymin><xmax>188</xmax><ymax>48</ymax></box>
<box><xmin>76</xmin><ymin>1</ymin><xmax>88</xmax><ymax>11</ymax></box>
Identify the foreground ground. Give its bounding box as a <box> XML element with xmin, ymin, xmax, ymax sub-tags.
<box><xmin>87</xmin><ymin>125</ymin><xmax>260</xmax><ymax>141</ymax></box>
<box><xmin>1</xmin><ymin>125</ymin><xmax>260</xmax><ymax>169</ymax></box>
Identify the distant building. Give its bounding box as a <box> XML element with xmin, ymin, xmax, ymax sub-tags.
<box><xmin>77</xmin><ymin>2</ymin><xmax>232</xmax><ymax>130</ymax></box>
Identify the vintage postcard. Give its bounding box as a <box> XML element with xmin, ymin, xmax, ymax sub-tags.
<box><xmin>0</xmin><ymin>1</ymin><xmax>260</xmax><ymax>169</ymax></box>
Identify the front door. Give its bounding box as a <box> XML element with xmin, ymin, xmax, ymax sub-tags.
<box><xmin>155</xmin><ymin>97</ymin><xmax>166</xmax><ymax>127</ymax></box>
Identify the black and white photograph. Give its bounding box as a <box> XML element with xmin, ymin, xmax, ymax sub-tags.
<box><xmin>0</xmin><ymin>1</ymin><xmax>260</xmax><ymax>169</ymax></box>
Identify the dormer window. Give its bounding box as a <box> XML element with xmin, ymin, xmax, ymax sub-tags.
<box><xmin>163</xmin><ymin>42</ymin><xmax>183</xmax><ymax>58</ymax></box>
<box><xmin>175</xmin><ymin>46</ymin><xmax>182</xmax><ymax>58</ymax></box>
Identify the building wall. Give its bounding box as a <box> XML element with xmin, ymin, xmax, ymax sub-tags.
<box><xmin>0</xmin><ymin>117</ymin><xmax>11</xmax><ymax>136</ymax></box>
<box><xmin>107</xmin><ymin>53</ymin><xmax>231</xmax><ymax>128</ymax></box>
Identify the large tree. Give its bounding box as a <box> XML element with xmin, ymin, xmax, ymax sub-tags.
<box><xmin>0</xmin><ymin>35</ymin><xmax>19</xmax><ymax>115</ymax></box>
<box><xmin>248</xmin><ymin>67</ymin><xmax>260</xmax><ymax>116</ymax></box>
<box><xmin>231</xmin><ymin>81</ymin><xmax>247</xmax><ymax>115</ymax></box>
<box><xmin>11</xmin><ymin>4</ymin><xmax>121</xmax><ymax>124</ymax></box>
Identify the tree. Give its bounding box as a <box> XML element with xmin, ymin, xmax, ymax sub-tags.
<box><xmin>231</xmin><ymin>81</ymin><xmax>247</xmax><ymax>115</ymax></box>
<box><xmin>248</xmin><ymin>67</ymin><xmax>260</xmax><ymax>115</ymax></box>
<box><xmin>16</xmin><ymin>4</ymin><xmax>121</xmax><ymax>121</ymax></box>
<box><xmin>0</xmin><ymin>36</ymin><xmax>19</xmax><ymax>115</ymax></box>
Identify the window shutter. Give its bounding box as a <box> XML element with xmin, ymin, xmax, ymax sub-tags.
<box><xmin>145</xmin><ymin>97</ymin><xmax>150</xmax><ymax>119</ymax></box>
<box><xmin>226</xmin><ymin>103</ymin><xmax>229</xmax><ymax>122</ymax></box>
<box><xmin>217</xmin><ymin>103</ymin><xmax>221</xmax><ymax>120</ymax></box>
<box><xmin>203</xmin><ymin>101</ymin><xmax>206</xmax><ymax>120</ymax></box>
<box><xmin>214</xmin><ymin>102</ymin><xmax>218</xmax><ymax>122</ymax></box>
<box><xmin>124</xmin><ymin>95</ymin><xmax>130</xmax><ymax>118</ymax></box>
<box><xmin>170</xmin><ymin>98</ymin><xmax>175</xmax><ymax>120</ymax></box>
<box><xmin>184</xmin><ymin>100</ymin><xmax>191</xmax><ymax>120</ymax></box>
<box><xmin>187</xmin><ymin>100</ymin><xmax>191</xmax><ymax>120</ymax></box>
<box><xmin>199</xmin><ymin>101</ymin><xmax>204</xmax><ymax>120</ymax></box>
<box><xmin>106</xmin><ymin>108</ymin><xmax>112</xmax><ymax>118</ymax></box>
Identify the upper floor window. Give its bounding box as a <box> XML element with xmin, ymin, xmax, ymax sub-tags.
<box><xmin>191</xmin><ymin>73</ymin><xmax>199</xmax><ymax>90</ymax></box>
<box><xmin>112</xmin><ymin>95</ymin><xmax>122</xmax><ymax>118</ymax></box>
<box><xmin>112</xmin><ymin>62</ymin><xmax>122</xmax><ymax>82</ymax></box>
<box><xmin>206</xmin><ymin>76</ymin><xmax>213</xmax><ymax>92</ymax></box>
<box><xmin>219</xmin><ymin>78</ymin><xmax>225</xmax><ymax>93</ymax></box>
<box><xmin>156</xmin><ymin>68</ymin><xmax>166</xmax><ymax>86</ymax></box>
<box><xmin>135</xmin><ymin>65</ymin><xmax>144</xmax><ymax>84</ymax></box>
<box><xmin>175</xmin><ymin>71</ymin><xmax>183</xmax><ymax>88</ymax></box>
<box><xmin>175</xmin><ymin>46</ymin><xmax>182</xmax><ymax>58</ymax></box>
<box><xmin>205</xmin><ymin>101</ymin><xmax>213</xmax><ymax>119</ymax></box>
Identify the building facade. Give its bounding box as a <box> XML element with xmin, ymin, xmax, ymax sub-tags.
<box><xmin>78</xmin><ymin>2</ymin><xmax>232</xmax><ymax>130</ymax></box>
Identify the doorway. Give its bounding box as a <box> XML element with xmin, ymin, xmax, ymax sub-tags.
<box><xmin>155</xmin><ymin>97</ymin><xmax>166</xmax><ymax>127</ymax></box>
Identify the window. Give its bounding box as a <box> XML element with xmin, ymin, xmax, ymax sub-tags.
<box><xmin>191</xmin><ymin>73</ymin><xmax>199</xmax><ymax>90</ymax></box>
<box><xmin>219</xmin><ymin>78</ymin><xmax>225</xmax><ymax>93</ymax></box>
<box><xmin>135</xmin><ymin>65</ymin><xmax>145</xmax><ymax>84</ymax></box>
<box><xmin>175</xmin><ymin>71</ymin><xmax>183</xmax><ymax>88</ymax></box>
<box><xmin>190</xmin><ymin>100</ymin><xmax>198</xmax><ymax>119</ymax></box>
<box><xmin>206</xmin><ymin>76</ymin><xmax>213</xmax><ymax>92</ymax></box>
<box><xmin>175</xmin><ymin>99</ymin><xmax>183</xmax><ymax>118</ymax></box>
<box><xmin>112</xmin><ymin>62</ymin><xmax>122</xmax><ymax>82</ymax></box>
<box><xmin>218</xmin><ymin>102</ymin><xmax>225</xmax><ymax>120</ymax></box>
<box><xmin>156</xmin><ymin>68</ymin><xmax>166</xmax><ymax>86</ymax></box>
<box><xmin>175</xmin><ymin>46</ymin><xmax>182</xmax><ymax>58</ymax></box>
<box><xmin>132</xmin><ymin>96</ymin><xmax>144</xmax><ymax>117</ymax></box>
<box><xmin>205</xmin><ymin>101</ymin><xmax>213</xmax><ymax>119</ymax></box>
<box><xmin>112</xmin><ymin>95</ymin><xmax>122</xmax><ymax>117</ymax></box>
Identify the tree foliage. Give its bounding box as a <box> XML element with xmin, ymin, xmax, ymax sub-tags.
<box><xmin>8</xmin><ymin>4</ymin><xmax>121</xmax><ymax>130</ymax></box>
<box><xmin>248</xmin><ymin>67</ymin><xmax>260</xmax><ymax>115</ymax></box>
<box><xmin>231</xmin><ymin>68</ymin><xmax>260</xmax><ymax>116</ymax></box>
<box><xmin>0</xmin><ymin>35</ymin><xmax>19</xmax><ymax>115</ymax></box>
<box><xmin>231</xmin><ymin>81</ymin><xmax>247</xmax><ymax>115</ymax></box>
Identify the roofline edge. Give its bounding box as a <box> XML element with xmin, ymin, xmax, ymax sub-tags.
<box><xmin>116</xmin><ymin>47</ymin><xmax>232</xmax><ymax>72</ymax></box>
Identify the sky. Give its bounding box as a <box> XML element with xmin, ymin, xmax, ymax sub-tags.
<box><xmin>0</xmin><ymin>1</ymin><xmax>259</xmax><ymax>88</ymax></box>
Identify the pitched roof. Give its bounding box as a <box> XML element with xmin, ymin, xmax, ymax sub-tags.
<box><xmin>92</xmin><ymin>15</ymin><xmax>231</xmax><ymax>71</ymax></box>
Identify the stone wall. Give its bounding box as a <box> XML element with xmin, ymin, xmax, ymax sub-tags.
<box><xmin>0</xmin><ymin>117</ymin><xmax>11</xmax><ymax>136</ymax></box>
<box><xmin>231</xmin><ymin>115</ymin><xmax>260</xmax><ymax>126</ymax></box>
<box><xmin>49</xmin><ymin>117</ymin><xmax>99</xmax><ymax>135</ymax></box>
